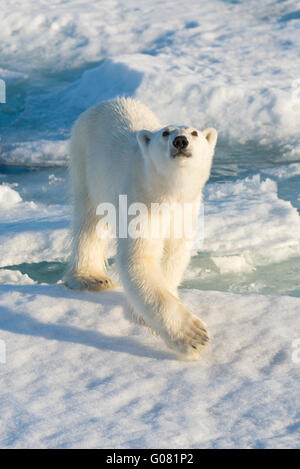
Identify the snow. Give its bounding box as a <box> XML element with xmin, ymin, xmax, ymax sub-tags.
<box><xmin>0</xmin><ymin>68</ymin><xmax>28</xmax><ymax>86</ymax></box>
<box><xmin>203</xmin><ymin>175</ymin><xmax>300</xmax><ymax>268</ymax></box>
<box><xmin>0</xmin><ymin>184</ymin><xmax>69</xmax><ymax>267</ymax></box>
<box><xmin>0</xmin><ymin>0</ymin><xmax>300</xmax><ymax>449</ymax></box>
<box><xmin>0</xmin><ymin>285</ymin><xmax>299</xmax><ymax>448</ymax></box>
<box><xmin>262</xmin><ymin>163</ymin><xmax>300</xmax><ymax>179</ymax></box>
<box><xmin>211</xmin><ymin>255</ymin><xmax>255</xmax><ymax>275</ymax></box>
<box><xmin>0</xmin><ymin>270</ymin><xmax>36</xmax><ymax>285</ymax></box>
<box><xmin>0</xmin><ymin>140</ymin><xmax>69</xmax><ymax>168</ymax></box>
<box><xmin>0</xmin><ymin>184</ymin><xmax>22</xmax><ymax>208</ymax></box>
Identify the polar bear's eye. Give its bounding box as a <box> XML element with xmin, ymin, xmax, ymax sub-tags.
<box><xmin>162</xmin><ymin>130</ymin><xmax>170</xmax><ymax>137</ymax></box>
<box><xmin>191</xmin><ymin>130</ymin><xmax>198</xmax><ymax>137</ymax></box>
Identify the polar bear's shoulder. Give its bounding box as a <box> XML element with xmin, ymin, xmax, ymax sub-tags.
<box><xmin>87</xmin><ymin>97</ymin><xmax>161</xmax><ymax>133</ymax></box>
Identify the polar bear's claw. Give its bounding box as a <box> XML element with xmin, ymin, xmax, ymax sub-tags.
<box><xmin>65</xmin><ymin>275</ymin><xmax>115</xmax><ymax>292</ymax></box>
<box><xmin>166</xmin><ymin>315</ymin><xmax>210</xmax><ymax>360</ymax></box>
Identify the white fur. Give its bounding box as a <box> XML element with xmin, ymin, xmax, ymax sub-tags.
<box><xmin>65</xmin><ymin>97</ymin><xmax>217</xmax><ymax>360</ymax></box>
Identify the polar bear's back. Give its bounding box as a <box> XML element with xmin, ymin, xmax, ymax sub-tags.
<box><xmin>100</xmin><ymin>98</ymin><xmax>161</xmax><ymax>133</ymax></box>
<box><xmin>72</xmin><ymin>97</ymin><xmax>161</xmax><ymax>164</ymax></box>
<box><xmin>83</xmin><ymin>97</ymin><xmax>161</xmax><ymax>139</ymax></box>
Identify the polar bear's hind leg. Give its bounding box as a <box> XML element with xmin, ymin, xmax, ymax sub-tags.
<box><xmin>65</xmin><ymin>202</ymin><xmax>115</xmax><ymax>291</ymax></box>
<box><xmin>64</xmin><ymin>122</ymin><xmax>115</xmax><ymax>292</ymax></box>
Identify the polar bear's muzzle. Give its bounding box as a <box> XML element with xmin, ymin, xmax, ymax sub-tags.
<box><xmin>171</xmin><ymin>135</ymin><xmax>191</xmax><ymax>158</ymax></box>
<box><xmin>173</xmin><ymin>135</ymin><xmax>189</xmax><ymax>150</ymax></box>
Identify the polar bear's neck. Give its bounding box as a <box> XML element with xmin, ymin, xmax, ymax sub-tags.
<box><xmin>140</xmin><ymin>159</ymin><xmax>205</xmax><ymax>205</ymax></box>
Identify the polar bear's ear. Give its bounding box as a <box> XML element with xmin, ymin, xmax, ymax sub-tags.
<box><xmin>137</xmin><ymin>130</ymin><xmax>153</xmax><ymax>152</ymax></box>
<box><xmin>203</xmin><ymin>128</ymin><xmax>218</xmax><ymax>150</ymax></box>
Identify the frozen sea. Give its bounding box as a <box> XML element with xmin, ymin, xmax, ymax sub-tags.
<box><xmin>0</xmin><ymin>0</ymin><xmax>299</xmax><ymax>449</ymax></box>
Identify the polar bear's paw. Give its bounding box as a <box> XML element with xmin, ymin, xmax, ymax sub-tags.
<box><xmin>64</xmin><ymin>274</ymin><xmax>116</xmax><ymax>291</ymax></box>
<box><xmin>165</xmin><ymin>314</ymin><xmax>210</xmax><ymax>361</ymax></box>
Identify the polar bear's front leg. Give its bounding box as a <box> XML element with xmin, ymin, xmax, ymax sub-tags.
<box><xmin>161</xmin><ymin>238</ymin><xmax>193</xmax><ymax>297</ymax></box>
<box><xmin>117</xmin><ymin>238</ymin><xmax>209</xmax><ymax>360</ymax></box>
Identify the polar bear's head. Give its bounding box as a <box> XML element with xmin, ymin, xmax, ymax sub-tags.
<box><xmin>137</xmin><ymin>126</ymin><xmax>217</xmax><ymax>179</ymax></box>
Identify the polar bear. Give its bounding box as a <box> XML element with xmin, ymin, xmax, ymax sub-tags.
<box><xmin>65</xmin><ymin>98</ymin><xmax>217</xmax><ymax>360</ymax></box>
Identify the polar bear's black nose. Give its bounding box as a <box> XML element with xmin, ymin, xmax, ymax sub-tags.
<box><xmin>173</xmin><ymin>136</ymin><xmax>189</xmax><ymax>150</ymax></box>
